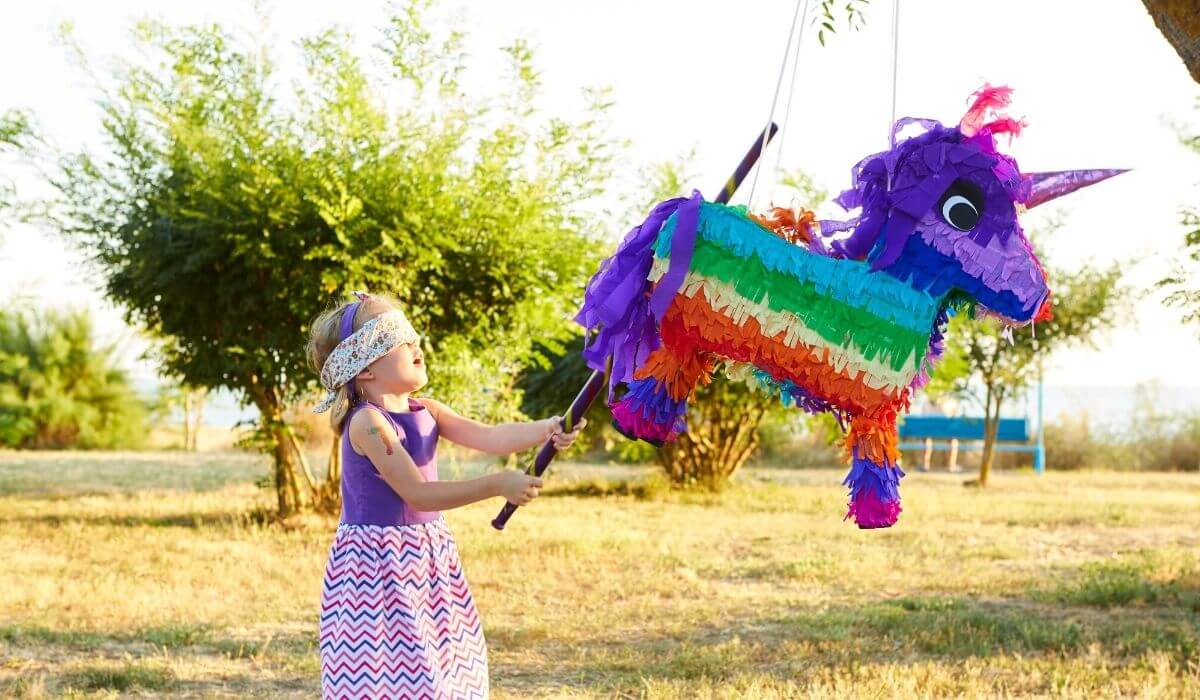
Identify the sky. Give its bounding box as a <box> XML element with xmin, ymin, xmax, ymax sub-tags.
<box><xmin>1</xmin><ymin>0</ymin><xmax>1198</xmax><ymax>424</ymax></box>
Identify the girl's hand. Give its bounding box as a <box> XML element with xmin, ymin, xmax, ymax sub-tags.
<box><xmin>542</xmin><ymin>416</ymin><xmax>587</xmax><ymax>450</ymax></box>
<box><xmin>499</xmin><ymin>471</ymin><xmax>543</xmax><ymax>506</ymax></box>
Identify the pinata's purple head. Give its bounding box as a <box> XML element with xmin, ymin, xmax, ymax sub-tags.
<box><xmin>822</xmin><ymin>85</ymin><xmax>1124</xmax><ymax>325</ymax></box>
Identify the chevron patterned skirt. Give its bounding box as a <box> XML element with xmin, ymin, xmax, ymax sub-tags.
<box><xmin>319</xmin><ymin>519</ymin><xmax>489</xmax><ymax>699</ymax></box>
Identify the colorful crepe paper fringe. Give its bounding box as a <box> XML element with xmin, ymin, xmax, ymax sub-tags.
<box><xmin>843</xmin><ymin>451</ymin><xmax>906</xmax><ymax>529</ymax></box>
<box><xmin>610</xmin><ymin>376</ymin><xmax>687</xmax><ymax>446</ymax></box>
<box><xmin>575</xmin><ymin>85</ymin><xmax>1120</xmax><ymax>529</ymax></box>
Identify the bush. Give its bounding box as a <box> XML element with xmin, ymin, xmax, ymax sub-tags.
<box><xmin>753</xmin><ymin>410</ymin><xmax>843</xmax><ymax>469</ymax></box>
<box><xmin>1044</xmin><ymin>409</ymin><xmax>1200</xmax><ymax>472</ymax></box>
<box><xmin>0</xmin><ymin>308</ymin><xmax>147</xmax><ymax>449</ymax></box>
<box><xmin>1043</xmin><ymin>412</ymin><xmax>1094</xmax><ymax>471</ymax></box>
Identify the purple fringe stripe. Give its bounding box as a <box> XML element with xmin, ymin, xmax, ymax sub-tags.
<box><xmin>574</xmin><ymin>193</ymin><xmax>703</xmax><ymax>401</ymax></box>
<box><xmin>842</xmin><ymin>452</ymin><xmax>906</xmax><ymax>529</ymax></box>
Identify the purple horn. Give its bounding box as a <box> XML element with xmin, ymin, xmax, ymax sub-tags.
<box><xmin>1024</xmin><ymin>169</ymin><xmax>1129</xmax><ymax>209</ymax></box>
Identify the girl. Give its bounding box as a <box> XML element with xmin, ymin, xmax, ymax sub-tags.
<box><xmin>307</xmin><ymin>291</ymin><xmax>584</xmax><ymax>699</ymax></box>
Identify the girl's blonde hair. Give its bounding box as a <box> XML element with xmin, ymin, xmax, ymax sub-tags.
<box><xmin>306</xmin><ymin>292</ymin><xmax>404</xmax><ymax>434</ymax></box>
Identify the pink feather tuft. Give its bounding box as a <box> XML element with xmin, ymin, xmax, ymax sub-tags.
<box><xmin>960</xmin><ymin>84</ymin><xmax>1014</xmax><ymax>136</ymax></box>
<box><xmin>981</xmin><ymin>116</ymin><xmax>1026</xmax><ymax>144</ymax></box>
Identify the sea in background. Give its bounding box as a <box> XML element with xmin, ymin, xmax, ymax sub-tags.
<box><xmin>138</xmin><ymin>376</ymin><xmax>1200</xmax><ymax>434</ymax></box>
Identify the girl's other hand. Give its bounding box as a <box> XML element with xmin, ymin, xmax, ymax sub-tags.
<box><xmin>499</xmin><ymin>471</ymin><xmax>543</xmax><ymax>506</ymax></box>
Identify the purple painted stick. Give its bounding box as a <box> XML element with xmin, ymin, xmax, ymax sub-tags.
<box><xmin>491</xmin><ymin>365</ymin><xmax>608</xmax><ymax>530</ymax></box>
<box><xmin>491</xmin><ymin>122</ymin><xmax>779</xmax><ymax>531</ymax></box>
<box><xmin>716</xmin><ymin>123</ymin><xmax>779</xmax><ymax>204</ymax></box>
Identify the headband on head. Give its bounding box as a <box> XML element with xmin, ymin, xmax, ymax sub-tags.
<box><xmin>313</xmin><ymin>299</ymin><xmax>420</xmax><ymax>413</ymax></box>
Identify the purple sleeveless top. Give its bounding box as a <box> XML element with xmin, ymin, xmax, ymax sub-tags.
<box><xmin>340</xmin><ymin>399</ymin><xmax>442</xmax><ymax>526</ymax></box>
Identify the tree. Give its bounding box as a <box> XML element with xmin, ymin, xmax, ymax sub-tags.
<box><xmin>181</xmin><ymin>385</ymin><xmax>208</xmax><ymax>452</ymax></box>
<box><xmin>0</xmin><ymin>308</ymin><xmax>148</xmax><ymax>449</ymax></box>
<box><xmin>926</xmin><ymin>224</ymin><xmax>1131</xmax><ymax>486</ymax></box>
<box><xmin>1160</xmin><ymin>208</ymin><xmax>1200</xmax><ymax>327</ymax></box>
<box><xmin>814</xmin><ymin>0</ymin><xmax>871</xmax><ymax>47</ymax></box>
<box><xmin>1142</xmin><ymin>0</ymin><xmax>1200</xmax><ymax>83</ymax></box>
<box><xmin>46</xmin><ymin>2</ymin><xmax>614</xmax><ymax>516</ymax></box>
<box><xmin>655</xmin><ymin>374</ymin><xmax>780</xmax><ymax>488</ymax></box>
<box><xmin>0</xmin><ymin>110</ymin><xmax>35</xmax><ymax>219</ymax></box>
<box><xmin>1160</xmin><ymin>98</ymin><xmax>1200</xmax><ymax>328</ymax></box>
<box><xmin>154</xmin><ymin>380</ymin><xmax>208</xmax><ymax>451</ymax></box>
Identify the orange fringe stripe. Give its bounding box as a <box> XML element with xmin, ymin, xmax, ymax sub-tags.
<box><xmin>653</xmin><ymin>291</ymin><xmax>905</xmax><ymax>416</ymax></box>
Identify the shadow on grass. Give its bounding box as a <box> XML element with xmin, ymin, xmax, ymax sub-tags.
<box><xmin>541</xmin><ymin>477</ymin><xmax>666</xmax><ymax>500</ymax></box>
<box><xmin>540</xmin><ymin>475</ymin><xmax>787</xmax><ymax>503</ymax></box>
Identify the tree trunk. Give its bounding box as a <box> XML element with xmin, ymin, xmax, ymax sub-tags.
<box><xmin>1143</xmin><ymin>0</ymin><xmax>1200</xmax><ymax>83</ymax></box>
<box><xmin>314</xmin><ymin>432</ymin><xmax>343</xmax><ymax>515</ymax></box>
<box><xmin>656</xmin><ymin>386</ymin><xmax>770</xmax><ymax>490</ymax></box>
<box><xmin>978</xmin><ymin>389</ymin><xmax>1004</xmax><ymax>487</ymax></box>
<box><xmin>182</xmin><ymin>392</ymin><xmax>192</xmax><ymax>451</ymax></box>
<box><xmin>283</xmin><ymin>423</ymin><xmax>320</xmax><ymax>495</ymax></box>
<box><xmin>189</xmin><ymin>388</ymin><xmax>207</xmax><ymax>451</ymax></box>
<box><xmin>246</xmin><ymin>380</ymin><xmax>311</xmax><ymax>517</ymax></box>
<box><xmin>271</xmin><ymin>421</ymin><xmax>306</xmax><ymax>516</ymax></box>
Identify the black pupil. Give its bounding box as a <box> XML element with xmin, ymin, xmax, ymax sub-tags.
<box><xmin>949</xmin><ymin>200</ymin><xmax>978</xmax><ymax>230</ymax></box>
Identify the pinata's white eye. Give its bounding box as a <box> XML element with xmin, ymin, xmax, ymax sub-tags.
<box><xmin>942</xmin><ymin>195</ymin><xmax>978</xmax><ymax>231</ymax></box>
<box><xmin>939</xmin><ymin>180</ymin><xmax>984</xmax><ymax>232</ymax></box>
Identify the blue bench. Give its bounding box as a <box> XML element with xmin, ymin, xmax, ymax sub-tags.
<box><xmin>898</xmin><ymin>415</ymin><xmax>1045</xmax><ymax>474</ymax></box>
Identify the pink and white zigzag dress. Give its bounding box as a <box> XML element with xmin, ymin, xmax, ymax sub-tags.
<box><xmin>319</xmin><ymin>400</ymin><xmax>488</xmax><ymax>699</ymax></box>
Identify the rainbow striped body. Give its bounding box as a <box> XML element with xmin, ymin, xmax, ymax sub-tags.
<box><xmin>647</xmin><ymin>202</ymin><xmax>943</xmax><ymax>401</ymax></box>
<box><xmin>579</xmin><ymin>87</ymin><xmax>1121</xmax><ymax>529</ymax></box>
<box><xmin>599</xmin><ymin>200</ymin><xmax>935</xmax><ymax>528</ymax></box>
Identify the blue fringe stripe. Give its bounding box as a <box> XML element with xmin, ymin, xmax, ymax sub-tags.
<box><xmin>842</xmin><ymin>453</ymin><xmax>905</xmax><ymax>503</ymax></box>
<box><xmin>620</xmin><ymin>377</ymin><xmax>688</xmax><ymax>427</ymax></box>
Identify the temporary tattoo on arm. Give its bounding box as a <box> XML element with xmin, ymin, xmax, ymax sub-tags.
<box><xmin>367</xmin><ymin>426</ymin><xmax>394</xmax><ymax>455</ymax></box>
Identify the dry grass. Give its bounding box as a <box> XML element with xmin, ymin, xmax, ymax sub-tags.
<box><xmin>0</xmin><ymin>451</ymin><xmax>1197</xmax><ymax>698</ymax></box>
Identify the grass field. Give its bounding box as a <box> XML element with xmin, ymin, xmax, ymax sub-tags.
<box><xmin>0</xmin><ymin>449</ymin><xmax>1197</xmax><ymax>698</ymax></box>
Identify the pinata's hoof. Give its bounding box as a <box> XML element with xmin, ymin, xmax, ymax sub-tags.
<box><xmin>842</xmin><ymin>458</ymin><xmax>904</xmax><ymax>529</ymax></box>
<box><xmin>610</xmin><ymin>418</ymin><xmax>665</xmax><ymax>447</ymax></box>
<box><xmin>608</xmin><ymin>377</ymin><xmax>685</xmax><ymax>445</ymax></box>
<box><xmin>845</xmin><ymin>494</ymin><xmax>902</xmax><ymax>529</ymax></box>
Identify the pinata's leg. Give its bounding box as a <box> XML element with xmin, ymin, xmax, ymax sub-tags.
<box><xmin>843</xmin><ymin>413</ymin><xmax>905</xmax><ymax>529</ymax></box>
<box><xmin>610</xmin><ymin>346</ymin><xmax>714</xmax><ymax>446</ymax></box>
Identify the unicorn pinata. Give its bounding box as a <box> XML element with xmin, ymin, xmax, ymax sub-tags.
<box><xmin>575</xmin><ymin>85</ymin><xmax>1124</xmax><ymax>529</ymax></box>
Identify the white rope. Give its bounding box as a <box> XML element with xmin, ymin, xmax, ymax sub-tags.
<box><xmin>771</xmin><ymin>0</ymin><xmax>812</xmax><ymax>200</ymax></box>
<box><xmin>889</xmin><ymin>0</ymin><xmax>901</xmax><ymax>140</ymax></box>
<box><xmin>747</xmin><ymin>0</ymin><xmax>805</xmax><ymax>210</ymax></box>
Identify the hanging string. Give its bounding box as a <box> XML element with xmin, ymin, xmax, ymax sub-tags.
<box><xmin>771</xmin><ymin>0</ymin><xmax>812</xmax><ymax>202</ymax></box>
<box><xmin>888</xmin><ymin>0</ymin><xmax>901</xmax><ymax>141</ymax></box>
<box><xmin>747</xmin><ymin>0</ymin><xmax>805</xmax><ymax>210</ymax></box>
